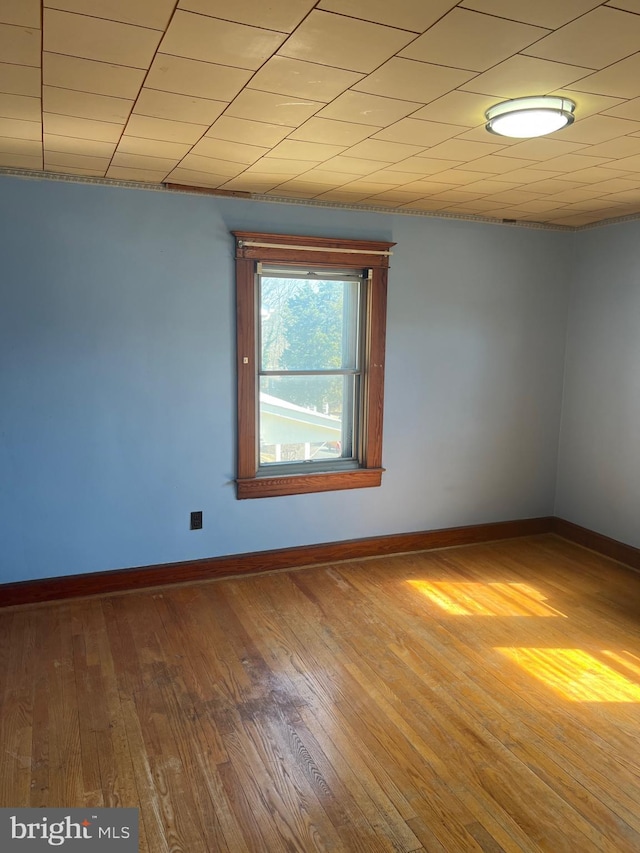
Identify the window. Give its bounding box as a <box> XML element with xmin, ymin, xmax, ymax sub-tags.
<box><xmin>234</xmin><ymin>231</ymin><xmax>394</xmax><ymax>499</ymax></box>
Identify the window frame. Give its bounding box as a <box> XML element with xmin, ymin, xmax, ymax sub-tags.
<box><xmin>234</xmin><ymin>231</ymin><xmax>394</xmax><ymax>499</ymax></box>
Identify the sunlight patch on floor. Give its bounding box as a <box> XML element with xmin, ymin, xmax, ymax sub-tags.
<box><xmin>496</xmin><ymin>647</ymin><xmax>640</xmax><ymax>702</ymax></box>
<box><xmin>407</xmin><ymin>580</ymin><xmax>565</xmax><ymax>617</ymax></box>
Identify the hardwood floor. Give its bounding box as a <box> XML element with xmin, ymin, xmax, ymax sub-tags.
<box><xmin>2</xmin><ymin>534</ymin><xmax>640</xmax><ymax>852</ymax></box>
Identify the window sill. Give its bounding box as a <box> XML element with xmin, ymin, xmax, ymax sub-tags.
<box><xmin>236</xmin><ymin>468</ymin><xmax>384</xmax><ymax>499</ymax></box>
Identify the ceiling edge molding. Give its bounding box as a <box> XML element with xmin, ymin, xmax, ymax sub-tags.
<box><xmin>0</xmin><ymin>167</ymin><xmax>582</xmax><ymax>232</ymax></box>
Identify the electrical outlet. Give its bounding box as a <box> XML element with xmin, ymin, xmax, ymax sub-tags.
<box><xmin>190</xmin><ymin>511</ymin><xmax>203</xmax><ymax>530</ymax></box>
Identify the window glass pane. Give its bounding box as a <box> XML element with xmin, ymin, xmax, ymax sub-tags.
<box><xmin>259</xmin><ymin>375</ymin><xmax>356</xmax><ymax>464</ymax></box>
<box><xmin>260</xmin><ymin>276</ymin><xmax>360</xmax><ymax>371</ymax></box>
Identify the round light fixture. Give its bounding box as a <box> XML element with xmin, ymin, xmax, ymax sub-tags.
<box><xmin>485</xmin><ymin>96</ymin><xmax>576</xmax><ymax>138</ymax></box>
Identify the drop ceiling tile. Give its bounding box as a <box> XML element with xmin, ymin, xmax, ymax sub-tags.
<box><xmin>542</xmin><ymin>148</ymin><xmax>608</xmax><ymax>172</ymax></box>
<box><xmin>556</xmin><ymin>114</ymin><xmax>640</xmax><ymax>144</ymax></box>
<box><xmin>463</xmin><ymin>56</ymin><xmax>591</xmax><ymax>98</ymax></box>
<box><xmin>461</xmin><ymin>178</ymin><xmax>520</xmax><ymax>192</ymax></box>
<box><xmin>285</xmin><ymin>164</ymin><xmax>360</xmax><ymax>185</ymax></box>
<box><xmin>603</xmin><ymin>97</ymin><xmax>640</xmax><ymax>121</ymax></box>
<box><xmin>291</xmin><ymin>168</ymin><xmax>362</xmax><ymax>184</ymax></box>
<box><xmin>174</xmin><ymin>153</ymin><xmax>246</xmax><ymax>176</ymax></box>
<box><xmin>495</xmin><ymin>138</ymin><xmax>589</xmax><ymax>160</ymax></box>
<box><xmin>43</xmin><ymin>113</ymin><xmax>122</xmax><ymax>142</ymax></box>
<box><xmin>365</xmin><ymin>169</ymin><xmax>434</xmax><ymax>184</ymax></box>
<box><xmin>461</xmin><ymin>155</ymin><xmax>539</xmax><ymax>173</ymax></box>
<box><xmin>483</xmin><ymin>189</ymin><xmax>544</xmax><ymax>204</ymax></box>
<box><xmin>426</xmin><ymin>168</ymin><xmax>496</xmax><ymax>185</ymax></box>
<box><xmin>419</xmin><ymin>139</ymin><xmax>506</xmax><ymax>160</ymax></box>
<box><xmin>268</xmin><ymin>189</ymin><xmax>325</xmax><ymax>199</ymax></box>
<box><xmin>0</xmin><ymin>1</ymin><xmax>40</xmax><ymax>27</ymax></box>
<box><xmin>317</xmin><ymin>92</ymin><xmax>421</xmax><ymax>127</ymax></box>
<box><xmin>445</xmin><ymin>198</ymin><xmax>507</xmax><ymax>211</ymax></box>
<box><xmin>352</xmin><ymin>169</ymin><xmax>407</xmax><ymax>185</ymax></box>
<box><xmin>206</xmin><ymin>116</ymin><xmax>291</xmax><ymax>147</ymax></box>
<box><xmin>585</xmin><ymin>177</ymin><xmax>640</xmax><ymax>193</ymax></box>
<box><xmin>44</xmin><ymin>134</ymin><xmax>116</xmax><ymax>157</ymax></box>
<box><xmin>189</xmin><ymin>136</ymin><xmax>268</xmax><ymax>165</ymax></box>
<box><xmin>522</xmin><ymin>178</ymin><xmax>587</xmax><ymax>194</ymax></box>
<box><xmin>523</xmin><ymin>8</ymin><xmax>640</xmax><ymax>70</ymax></box>
<box><xmin>605</xmin><ymin>0</ymin><xmax>640</xmax><ymax>11</ymax></box>
<box><xmin>224</xmin><ymin>90</ymin><xmax>321</xmax><ymax>127</ymax></box>
<box><xmin>585</xmin><ymin>137</ymin><xmax>640</xmax><ymax>158</ymax></box>
<box><xmin>593</xmin><ymin>187</ymin><xmax>640</xmax><ymax>203</ymax></box>
<box><xmin>549</xmin><ymin>211</ymin><xmax>609</xmax><ymax>225</ymax></box>
<box><xmin>124</xmin><ymin>114</ymin><xmax>206</xmax><ymax>144</ymax></box>
<box><xmin>344</xmin><ymin>139</ymin><xmax>426</xmax><ymax>162</ymax></box>
<box><xmin>0</xmin><ymin>24</ymin><xmax>40</xmax><ymax>67</ymax></box>
<box><xmin>399</xmin><ymin>198</ymin><xmax>454</xmax><ymax>211</ymax></box>
<box><xmin>44</xmin><ymin>9</ymin><xmax>161</xmax><ymax>69</ymax></box>
<box><xmin>397</xmin><ymin>179</ymin><xmax>459</xmax><ymax>193</ymax></box>
<box><xmin>116</xmin><ymin>136</ymin><xmax>191</xmax><ymax>159</ymax></box>
<box><xmin>43</xmin><ymin>87</ymin><xmax>132</xmax><ymax>123</ymax></box>
<box><xmin>354</xmin><ymin>58</ymin><xmax>475</xmax><ymax>103</ymax></box>
<box><xmin>552</xmin><ymin>90</ymin><xmax>624</xmax><ymax>118</ymax></box>
<box><xmin>458</xmin><ymin>0</ymin><xmax>603</xmax><ymax>29</ymax></box>
<box><xmin>44</xmin><ymin>150</ymin><xmax>111</xmax><ymax>170</ymax></box>
<box><xmin>278</xmin><ymin>10</ymin><xmax>415</xmax><ymax>74</ymax></box>
<box><xmin>324</xmin><ymin>156</ymin><xmax>389</xmax><ymax>175</ymax></box>
<box><xmin>0</xmin><ymin>93</ymin><xmax>40</xmax><ymax>122</ymax></box>
<box><xmin>400</xmin><ymin>9</ymin><xmax>548</xmax><ymax>72</ymax></box>
<box><xmin>453</xmin><ymin>125</ymin><xmax>521</xmax><ymax>144</ymax></box>
<box><xmin>373</xmin><ymin>119</ymin><xmax>467</xmax><ymax>147</ymax></box>
<box><xmin>248</xmin><ymin>57</ymin><xmax>363</xmax><ymax>103</ymax></box>
<box><xmin>570</xmin><ymin>53</ymin><xmax>640</xmax><ymax>99</ymax></box>
<box><xmin>43</xmin><ymin>54</ymin><xmax>145</xmax><ymax>99</ymax></box>
<box><xmin>106</xmin><ymin>165</ymin><xmax>168</xmax><ymax>182</ymax></box>
<box><xmin>339</xmin><ymin>179</ymin><xmax>398</xmax><ymax>193</ymax></box>
<box><xmin>267</xmin><ymin>140</ymin><xmax>346</xmax><ymax>161</ymax></box>
<box><xmin>0</xmin><ymin>117</ymin><xmax>41</xmax><ymax>141</ymax></box>
<box><xmin>317</xmin><ymin>0</ymin><xmax>460</xmax><ymax>32</ymax></box>
<box><xmin>178</xmin><ymin>0</ymin><xmax>315</xmax><ymax>32</ymax></box>
<box><xmin>386</xmin><ymin>157</ymin><xmax>463</xmax><ymax>173</ymax></box>
<box><xmin>160</xmin><ymin>10</ymin><xmax>286</xmax><ymax>70</ymax></box>
<box><xmin>0</xmin><ymin>137</ymin><xmax>41</xmax><ymax>155</ymax></box>
<box><xmin>601</xmin><ymin>154</ymin><xmax>640</xmax><ymax>173</ymax></box>
<box><xmin>165</xmin><ymin>168</ymin><xmax>229</xmax><ymax>187</ymax></box>
<box><xmin>44</xmin><ymin>0</ymin><xmax>176</xmax><ymax>29</ymax></box>
<box><xmin>366</xmin><ymin>189</ymin><xmax>426</xmax><ymax>203</ymax></box>
<box><xmin>111</xmin><ymin>151</ymin><xmax>181</xmax><ymax>172</ymax></box>
<box><xmin>134</xmin><ymin>89</ymin><xmax>226</xmax><ymax>125</ymax></box>
<box><xmin>427</xmin><ymin>189</ymin><xmax>483</xmax><ymax>202</ymax></box>
<box><xmin>313</xmin><ymin>189</ymin><xmax>373</xmax><ymax>202</ymax></box>
<box><xmin>544</xmin><ymin>187</ymin><xmax>602</xmax><ymax>202</ymax></box>
<box><xmin>146</xmin><ymin>55</ymin><xmax>252</xmax><ymax>102</ymax></box>
<box><xmin>46</xmin><ymin>163</ymin><xmax>107</xmax><ymax>176</ymax></box>
<box><xmin>410</xmin><ymin>91</ymin><xmax>499</xmax><ymax>127</ymax></box>
<box><xmin>0</xmin><ymin>63</ymin><xmax>40</xmax><ymax>97</ymax></box>
<box><xmin>268</xmin><ymin>179</ymin><xmax>331</xmax><ymax>192</ymax></box>
<box><xmin>288</xmin><ymin>118</ymin><xmax>379</xmax><ymax>146</ymax></box>
<box><xmin>0</xmin><ymin>151</ymin><xmax>41</xmax><ymax>169</ymax></box>
<box><xmin>512</xmin><ymin>199</ymin><xmax>569</xmax><ymax>212</ymax></box>
<box><xmin>491</xmin><ymin>168</ymin><xmax>561</xmax><ymax>183</ymax></box>
<box><xmin>243</xmin><ymin>157</ymin><xmax>315</xmax><ymax>175</ymax></box>
<box><xmin>219</xmin><ymin>173</ymin><xmax>283</xmax><ymax>191</ymax></box>
<box><xmin>558</xmin><ymin>167</ymin><xmax>633</xmax><ymax>183</ymax></box>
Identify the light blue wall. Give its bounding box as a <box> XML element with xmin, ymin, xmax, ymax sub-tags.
<box><xmin>0</xmin><ymin>176</ymin><xmax>571</xmax><ymax>583</ymax></box>
<box><xmin>555</xmin><ymin>221</ymin><xmax>640</xmax><ymax>548</ymax></box>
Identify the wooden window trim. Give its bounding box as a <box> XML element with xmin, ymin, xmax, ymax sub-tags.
<box><xmin>234</xmin><ymin>231</ymin><xmax>394</xmax><ymax>499</ymax></box>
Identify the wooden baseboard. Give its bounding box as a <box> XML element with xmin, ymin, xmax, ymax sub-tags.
<box><xmin>552</xmin><ymin>517</ymin><xmax>640</xmax><ymax>572</ymax></box>
<box><xmin>0</xmin><ymin>516</ymin><xmax>552</xmax><ymax>608</ymax></box>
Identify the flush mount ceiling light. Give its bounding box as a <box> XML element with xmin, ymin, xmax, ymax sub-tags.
<box><xmin>485</xmin><ymin>96</ymin><xmax>576</xmax><ymax>138</ymax></box>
